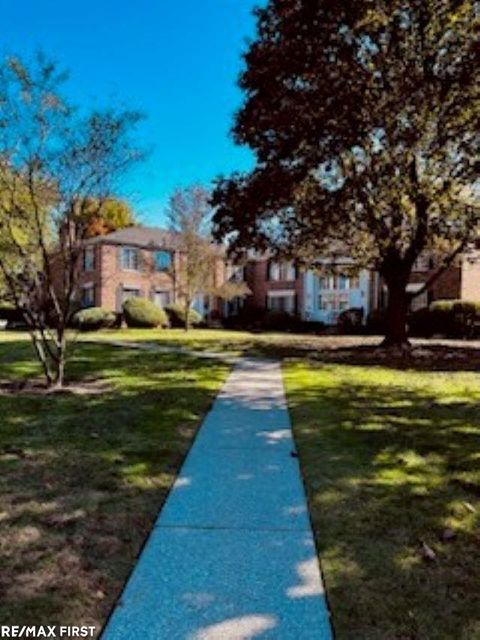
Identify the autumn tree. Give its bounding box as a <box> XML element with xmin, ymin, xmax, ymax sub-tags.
<box><xmin>212</xmin><ymin>0</ymin><xmax>479</xmax><ymax>347</ymax></box>
<box><xmin>73</xmin><ymin>196</ymin><xmax>136</xmax><ymax>238</ymax></box>
<box><xmin>0</xmin><ymin>53</ymin><xmax>143</xmax><ymax>387</ymax></box>
<box><xmin>167</xmin><ymin>185</ymin><xmax>248</xmax><ymax>330</ymax></box>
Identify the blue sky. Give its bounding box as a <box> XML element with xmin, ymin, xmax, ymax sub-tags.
<box><xmin>1</xmin><ymin>0</ymin><xmax>258</xmax><ymax>225</ymax></box>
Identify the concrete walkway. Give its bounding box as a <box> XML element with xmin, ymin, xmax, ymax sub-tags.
<box><xmin>102</xmin><ymin>359</ymin><xmax>332</xmax><ymax>640</ymax></box>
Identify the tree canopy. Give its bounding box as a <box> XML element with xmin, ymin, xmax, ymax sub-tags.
<box><xmin>0</xmin><ymin>53</ymin><xmax>143</xmax><ymax>385</ymax></box>
<box><xmin>212</xmin><ymin>0</ymin><xmax>480</xmax><ymax>345</ymax></box>
<box><xmin>73</xmin><ymin>196</ymin><xmax>136</xmax><ymax>237</ymax></box>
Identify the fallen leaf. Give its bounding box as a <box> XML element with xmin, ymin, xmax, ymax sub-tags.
<box><xmin>419</xmin><ymin>541</ymin><xmax>437</xmax><ymax>561</ymax></box>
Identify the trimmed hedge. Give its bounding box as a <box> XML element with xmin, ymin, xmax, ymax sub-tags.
<box><xmin>73</xmin><ymin>307</ymin><xmax>116</xmax><ymax>331</ymax></box>
<box><xmin>164</xmin><ymin>303</ymin><xmax>202</xmax><ymax>328</ymax></box>
<box><xmin>123</xmin><ymin>298</ymin><xmax>169</xmax><ymax>328</ymax></box>
<box><xmin>409</xmin><ymin>299</ymin><xmax>480</xmax><ymax>338</ymax></box>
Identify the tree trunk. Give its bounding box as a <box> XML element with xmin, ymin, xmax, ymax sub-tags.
<box><xmin>382</xmin><ymin>280</ymin><xmax>410</xmax><ymax>348</ymax></box>
<box><xmin>184</xmin><ymin>299</ymin><xmax>190</xmax><ymax>332</ymax></box>
<box><xmin>51</xmin><ymin>330</ymin><xmax>67</xmax><ymax>389</ymax></box>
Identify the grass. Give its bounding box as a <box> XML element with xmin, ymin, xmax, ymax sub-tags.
<box><xmin>0</xmin><ymin>335</ymin><xmax>229</xmax><ymax>632</ymax></box>
<box><xmin>2</xmin><ymin>328</ymin><xmax>480</xmax><ymax>637</ymax></box>
<box><xmin>284</xmin><ymin>362</ymin><xmax>480</xmax><ymax>640</ymax></box>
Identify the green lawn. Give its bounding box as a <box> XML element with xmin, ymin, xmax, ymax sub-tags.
<box><xmin>0</xmin><ymin>335</ymin><xmax>229</xmax><ymax>632</ymax></box>
<box><xmin>2</xmin><ymin>328</ymin><xmax>479</xmax><ymax>638</ymax></box>
<box><xmin>284</xmin><ymin>362</ymin><xmax>480</xmax><ymax>640</ymax></box>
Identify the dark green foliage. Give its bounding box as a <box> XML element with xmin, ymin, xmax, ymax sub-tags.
<box><xmin>262</xmin><ymin>310</ymin><xmax>297</xmax><ymax>331</ymax></box>
<box><xmin>212</xmin><ymin>0</ymin><xmax>480</xmax><ymax>346</ymax></box>
<box><xmin>73</xmin><ymin>307</ymin><xmax>116</xmax><ymax>331</ymax></box>
<box><xmin>337</xmin><ymin>307</ymin><xmax>365</xmax><ymax>334</ymax></box>
<box><xmin>366</xmin><ymin>309</ymin><xmax>387</xmax><ymax>335</ymax></box>
<box><xmin>164</xmin><ymin>303</ymin><xmax>202</xmax><ymax>328</ymax></box>
<box><xmin>408</xmin><ymin>300</ymin><xmax>480</xmax><ymax>337</ymax></box>
<box><xmin>408</xmin><ymin>307</ymin><xmax>433</xmax><ymax>337</ymax></box>
<box><xmin>123</xmin><ymin>298</ymin><xmax>168</xmax><ymax>329</ymax></box>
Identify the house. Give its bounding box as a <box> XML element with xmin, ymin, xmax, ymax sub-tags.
<box><xmin>76</xmin><ymin>226</ymin><xmax>227</xmax><ymax>317</ymax></box>
<box><xmin>241</xmin><ymin>251</ymin><xmax>480</xmax><ymax>325</ymax></box>
<box><xmin>76</xmin><ymin>225</ymin><xmax>480</xmax><ymax>326</ymax></box>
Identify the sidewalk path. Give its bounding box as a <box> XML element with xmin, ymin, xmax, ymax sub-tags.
<box><xmin>102</xmin><ymin>359</ymin><xmax>332</xmax><ymax>640</ymax></box>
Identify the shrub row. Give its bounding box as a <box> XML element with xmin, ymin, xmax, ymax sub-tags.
<box><xmin>409</xmin><ymin>300</ymin><xmax>480</xmax><ymax>338</ymax></box>
<box><xmin>222</xmin><ymin>308</ymin><xmax>326</xmax><ymax>333</ymax></box>
<box><xmin>72</xmin><ymin>299</ymin><xmax>204</xmax><ymax>331</ymax></box>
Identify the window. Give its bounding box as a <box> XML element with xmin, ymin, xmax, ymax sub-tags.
<box><xmin>120</xmin><ymin>247</ymin><xmax>139</xmax><ymax>271</ymax></box>
<box><xmin>122</xmin><ymin>287</ymin><xmax>140</xmax><ymax>304</ymax></box>
<box><xmin>81</xmin><ymin>284</ymin><xmax>95</xmax><ymax>308</ymax></box>
<box><xmin>338</xmin><ymin>275</ymin><xmax>348</xmax><ymax>290</ymax></box>
<box><xmin>154</xmin><ymin>290</ymin><xmax>170</xmax><ymax>307</ymax></box>
<box><xmin>267</xmin><ymin>293</ymin><xmax>295</xmax><ymax>313</ymax></box>
<box><xmin>350</xmin><ymin>275</ymin><xmax>360</xmax><ymax>289</ymax></box>
<box><xmin>269</xmin><ymin>261</ymin><xmax>296</xmax><ymax>281</ymax></box>
<box><xmin>154</xmin><ymin>251</ymin><xmax>172</xmax><ymax>271</ymax></box>
<box><xmin>83</xmin><ymin>247</ymin><xmax>95</xmax><ymax>272</ymax></box>
<box><xmin>413</xmin><ymin>255</ymin><xmax>430</xmax><ymax>272</ymax></box>
<box><xmin>318</xmin><ymin>276</ymin><xmax>328</xmax><ymax>290</ymax></box>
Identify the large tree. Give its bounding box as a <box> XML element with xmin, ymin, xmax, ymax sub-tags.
<box><xmin>0</xmin><ymin>53</ymin><xmax>143</xmax><ymax>387</ymax></box>
<box><xmin>212</xmin><ymin>0</ymin><xmax>479</xmax><ymax>346</ymax></box>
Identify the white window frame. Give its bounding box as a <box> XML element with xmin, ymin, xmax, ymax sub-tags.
<box><xmin>120</xmin><ymin>246</ymin><xmax>139</xmax><ymax>271</ymax></box>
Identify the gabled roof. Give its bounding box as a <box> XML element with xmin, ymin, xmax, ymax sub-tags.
<box><xmin>85</xmin><ymin>225</ymin><xmax>226</xmax><ymax>255</ymax></box>
<box><xmin>85</xmin><ymin>226</ymin><xmax>181</xmax><ymax>250</ymax></box>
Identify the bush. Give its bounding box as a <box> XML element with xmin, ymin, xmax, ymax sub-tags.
<box><xmin>123</xmin><ymin>298</ymin><xmax>169</xmax><ymax>328</ymax></box>
<box><xmin>366</xmin><ymin>308</ymin><xmax>387</xmax><ymax>334</ymax></box>
<box><xmin>337</xmin><ymin>307</ymin><xmax>364</xmax><ymax>334</ymax></box>
<box><xmin>164</xmin><ymin>303</ymin><xmax>202</xmax><ymax>328</ymax></box>
<box><xmin>262</xmin><ymin>310</ymin><xmax>298</xmax><ymax>331</ymax></box>
<box><xmin>0</xmin><ymin>304</ymin><xmax>23</xmax><ymax>323</ymax></box>
<box><xmin>408</xmin><ymin>307</ymin><xmax>433</xmax><ymax>337</ymax></box>
<box><xmin>413</xmin><ymin>299</ymin><xmax>480</xmax><ymax>338</ymax></box>
<box><xmin>73</xmin><ymin>307</ymin><xmax>116</xmax><ymax>331</ymax></box>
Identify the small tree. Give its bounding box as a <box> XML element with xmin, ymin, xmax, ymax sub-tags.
<box><xmin>167</xmin><ymin>186</ymin><xmax>249</xmax><ymax>330</ymax></box>
<box><xmin>0</xmin><ymin>53</ymin><xmax>143</xmax><ymax>387</ymax></box>
<box><xmin>212</xmin><ymin>0</ymin><xmax>479</xmax><ymax>347</ymax></box>
<box><xmin>167</xmin><ymin>186</ymin><xmax>218</xmax><ymax>331</ymax></box>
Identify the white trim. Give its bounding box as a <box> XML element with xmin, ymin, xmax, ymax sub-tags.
<box><xmin>267</xmin><ymin>290</ymin><xmax>296</xmax><ymax>298</ymax></box>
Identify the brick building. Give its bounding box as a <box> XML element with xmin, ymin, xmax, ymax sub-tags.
<box><xmin>76</xmin><ymin>226</ymin><xmax>227</xmax><ymax>317</ymax></box>
<box><xmin>75</xmin><ymin>226</ymin><xmax>480</xmax><ymax>325</ymax></box>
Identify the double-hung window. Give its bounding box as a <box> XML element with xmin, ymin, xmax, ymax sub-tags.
<box><xmin>83</xmin><ymin>247</ymin><xmax>95</xmax><ymax>272</ymax></box>
<box><xmin>154</xmin><ymin>251</ymin><xmax>172</xmax><ymax>271</ymax></box>
<box><xmin>121</xmin><ymin>246</ymin><xmax>139</xmax><ymax>271</ymax></box>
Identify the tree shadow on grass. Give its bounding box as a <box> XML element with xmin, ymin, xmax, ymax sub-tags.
<box><xmin>0</xmin><ymin>341</ymin><xmax>228</xmax><ymax>633</ymax></box>
<box><xmin>286</xmin><ymin>368</ymin><xmax>480</xmax><ymax>640</ymax></box>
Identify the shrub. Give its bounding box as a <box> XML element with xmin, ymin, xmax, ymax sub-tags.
<box><xmin>366</xmin><ymin>308</ymin><xmax>387</xmax><ymax>334</ymax></box>
<box><xmin>337</xmin><ymin>307</ymin><xmax>364</xmax><ymax>334</ymax></box>
<box><xmin>262</xmin><ymin>310</ymin><xmax>298</xmax><ymax>331</ymax></box>
<box><xmin>0</xmin><ymin>304</ymin><xmax>22</xmax><ymax>323</ymax></box>
<box><xmin>408</xmin><ymin>307</ymin><xmax>433</xmax><ymax>337</ymax></box>
<box><xmin>73</xmin><ymin>307</ymin><xmax>116</xmax><ymax>331</ymax></box>
<box><xmin>164</xmin><ymin>303</ymin><xmax>202</xmax><ymax>328</ymax></box>
<box><xmin>123</xmin><ymin>298</ymin><xmax>169</xmax><ymax>328</ymax></box>
<box><xmin>423</xmin><ymin>299</ymin><xmax>480</xmax><ymax>337</ymax></box>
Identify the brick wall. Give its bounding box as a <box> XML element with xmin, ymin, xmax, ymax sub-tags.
<box><xmin>245</xmin><ymin>259</ymin><xmax>303</xmax><ymax>313</ymax></box>
<box><xmin>77</xmin><ymin>242</ymin><xmax>228</xmax><ymax>313</ymax></box>
<box><xmin>460</xmin><ymin>252</ymin><xmax>480</xmax><ymax>301</ymax></box>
